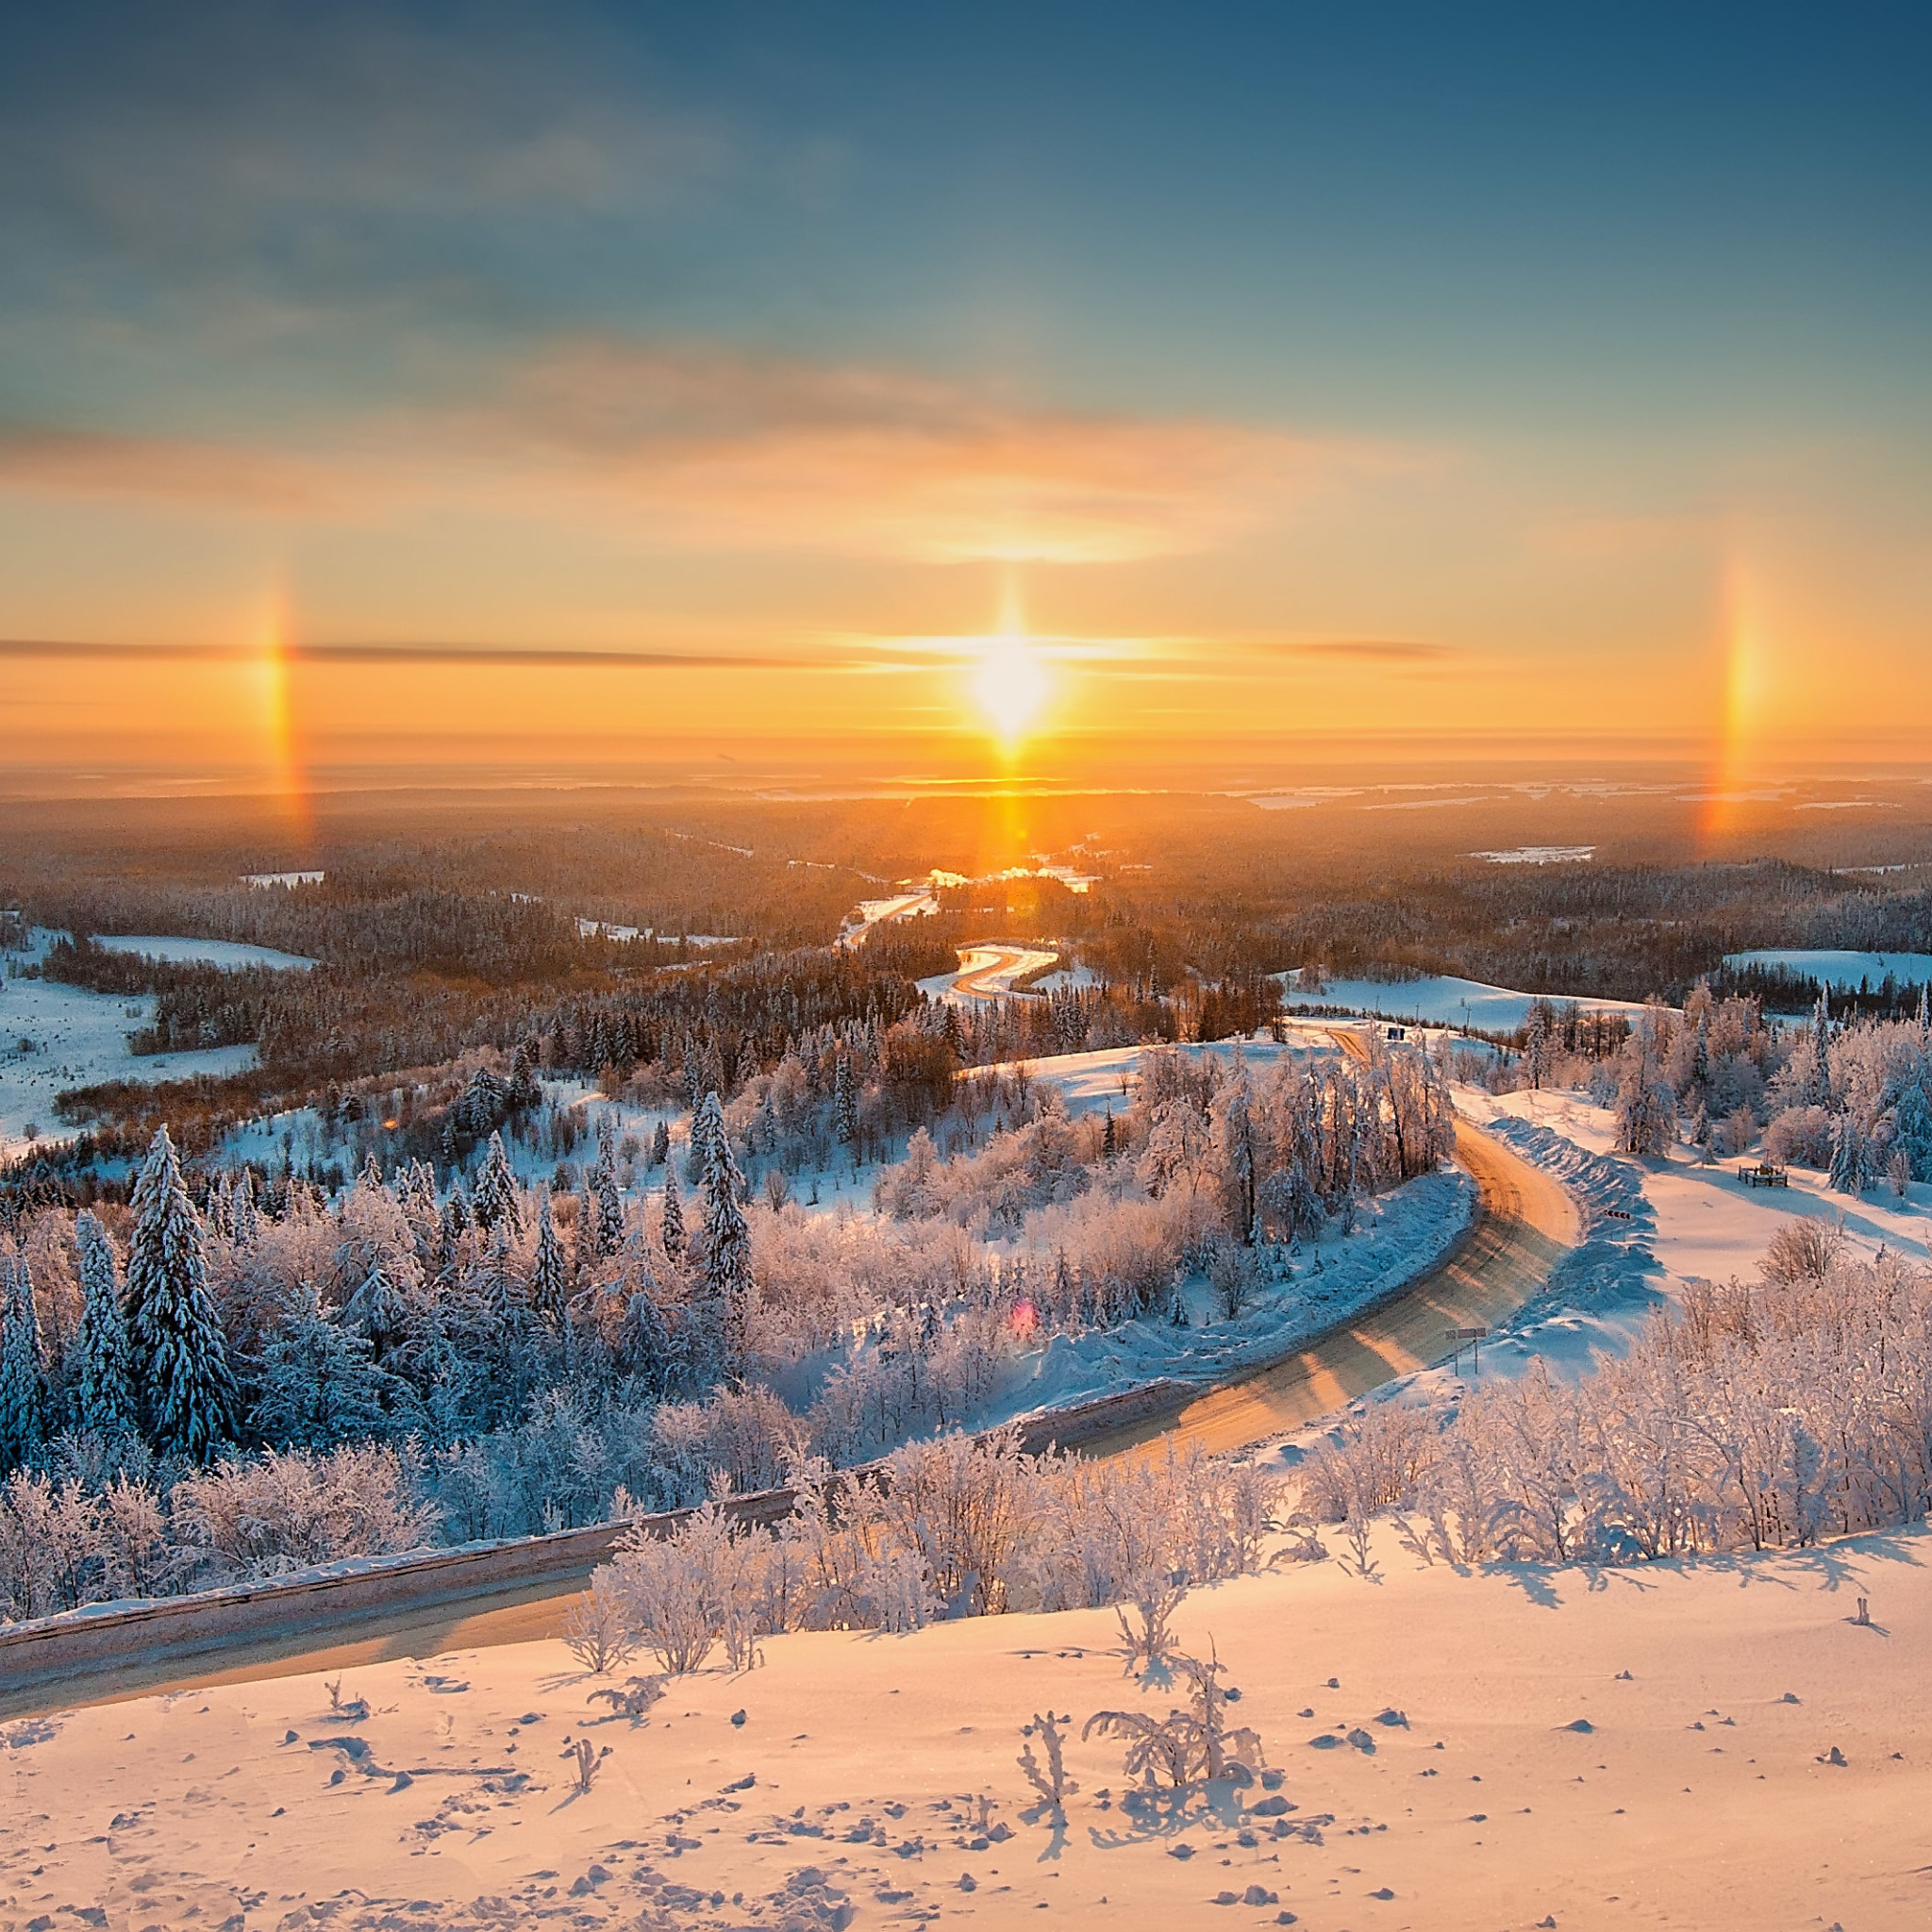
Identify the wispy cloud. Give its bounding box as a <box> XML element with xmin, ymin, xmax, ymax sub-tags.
<box><xmin>0</xmin><ymin>638</ymin><xmax>819</xmax><ymax>672</ymax></box>
<box><xmin>0</xmin><ymin>340</ymin><xmax>1394</xmax><ymax>564</ymax></box>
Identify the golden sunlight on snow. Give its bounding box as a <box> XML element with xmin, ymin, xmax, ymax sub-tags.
<box><xmin>6</xmin><ymin>1527</ymin><xmax>1929</xmax><ymax>1929</ymax></box>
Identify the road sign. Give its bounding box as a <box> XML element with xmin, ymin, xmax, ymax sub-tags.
<box><xmin>1445</xmin><ymin>1324</ymin><xmax>1489</xmax><ymax>1374</ymax></box>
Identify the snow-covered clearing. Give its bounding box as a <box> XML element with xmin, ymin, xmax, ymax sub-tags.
<box><xmin>1287</xmin><ymin>972</ymin><xmax>1652</xmax><ymax>1035</ymax></box>
<box><xmin>1470</xmin><ymin>843</ymin><xmax>1595</xmax><ymax>864</ymax></box>
<box><xmin>841</xmin><ymin>892</ymin><xmax>940</xmax><ymax>944</ymax></box>
<box><xmin>12</xmin><ymin>1523</ymin><xmax>1928</xmax><ymax>1929</ymax></box>
<box><xmin>0</xmin><ymin>967</ymin><xmax>257</xmax><ymax>1161</ymax></box>
<box><xmin>1724</xmin><ymin>947</ymin><xmax>1932</xmax><ymax>990</ymax></box>
<box><xmin>90</xmin><ymin>933</ymin><xmax>316</xmax><ymax>971</ymax></box>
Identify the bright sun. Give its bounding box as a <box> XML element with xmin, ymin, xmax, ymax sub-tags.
<box><xmin>971</xmin><ymin>629</ymin><xmax>1051</xmax><ymax>753</ymax></box>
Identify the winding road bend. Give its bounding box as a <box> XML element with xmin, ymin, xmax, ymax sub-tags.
<box><xmin>14</xmin><ymin>1032</ymin><xmax>1575</xmax><ymax>1714</ymax></box>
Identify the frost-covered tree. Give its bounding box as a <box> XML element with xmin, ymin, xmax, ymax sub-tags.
<box><xmin>694</xmin><ymin>1091</ymin><xmax>754</xmax><ymax>1364</ymax></box>
<box><xmin>1523</xmin><ymin>999</ymin><xmax>1551</xmax><ymax>1091</ymax></box>
<box><xmin>594</xmin><ymin>1158</ymin><xmax>625</xmax><ymax>1257</ymax></box>
<box><xmin>125</xmin><ymin>1124</ymin><xmax>236</xmax><ymax>1461</ymax></box>
<box><xmin>660</xmin><ymin>1166</ymin><xmax>687</xmax><ymax>1265</ymax></box>
<box><xmin>251</xmin><ymin>1286</ymin><xmax>407</xmax><ymax>1447</ymax></box>
<box><xmin>72</xmin><ymin>1211</ymin><xmax>137</xmax><ymax>1441</ymax></box>
<box><xmin>340</xmin><ymin>1256</ymin><xmax>408</xmax><ymax>1359</ymax></box>
<box><xmin>0</xmin><ymin>1254</ymin><xmax>47</xmax><ymax>1470</ymax></box>
<box><xmin>1828</xmin><ymin>1111</ymin><xmax>1872</xmax><ymax>1196</ymax></box>
<box><xmin>473</xmin><ymin>1130</ymin><xmax>521</xmax><ymax>1235</ymax></box>
<box><xmin>529</xmin><ymin>1191</ymin><xmax>569</xmax><ymax>1329</ymax></box>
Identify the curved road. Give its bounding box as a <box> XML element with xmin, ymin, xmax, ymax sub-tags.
<box><xmin>946</xmin><ymin>942</ymin><xmax>1058</xmax><ymax>1002</ymax></box>
<box><xmin>23</xmin><ymin>1030</ymin><xmax>1574</xmax><ymax>1712</ymax></box>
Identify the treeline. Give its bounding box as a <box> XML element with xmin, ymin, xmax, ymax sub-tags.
<box><xmin>33</xmin><ymin>936</ymin><xmax>285</xmax><ymax>1054</ymax></box>
<box><xmin>1267</xmin><ymin>860</ymin><xmax>1932</xmax><ymax>1006</ymax></box>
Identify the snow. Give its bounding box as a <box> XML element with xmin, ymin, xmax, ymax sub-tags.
<box><xmin>918</xmin><ymin>944</ymin><xmax>1060</xmax><ymax>1007</ymax></box>
<box><xmin>11</xmin><ymin>1519</ymin><xmax>1930</xmax><ymax>1928</ymax></box>
<box><xmin>90</xmin><ymin>934</ymin><xmax>316</xmax><ymax>971</ymax></box>
<box><xmin>1470</xmin><ymin>844</ymin><xmax>1595</xmax><ymax>864</ymax></box>
<box><xmin>991</xmin><ymin>1165</ymin><xmax>1475</xmax><ymax>1424</ymax></box>
<box><xmin>242</xmin><ymin>870</ymin><xmax>325</xmax><ymax>888</ymax></box>
<box><xmin>1324</xmin><ymin>1085</ymin><xmax>1932</xmax><ymax>1408</ymax></box>
<box><xmin>841</xmin><ymin>891</ymin><xmax>940</xmax><ymax>945</ymax></box>
<box><xmin>0</xmin><ymin>941</ymin><xmax>259</xmax><ymax>1160</ymax></box>
<box><xmin>1285</xmin><ymin>972</ymin><xmax>1652</xmax><ymax>1035</ymax></box>
<box><xmin>1724</xmin><ymin>947</ymin><xmax>1932</xmax><ymax>991</ymax></box>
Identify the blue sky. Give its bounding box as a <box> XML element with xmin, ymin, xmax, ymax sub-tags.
<box><xmin>1</xmin><ymin>3</ymin><xmax>1928</xmax><ymax>773</ymax></box>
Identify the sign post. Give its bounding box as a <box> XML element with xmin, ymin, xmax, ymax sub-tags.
<box><xmin>1445</xmin><ymin>1324</ymin><xmax>1489</xmax><ymax>1374</ymax></box>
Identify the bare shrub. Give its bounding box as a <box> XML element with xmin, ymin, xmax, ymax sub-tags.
<box><xmin>558</xmin><ymin>1736</ymin><xmax>612</xmax><ymax>1793</ymax></box>
<box><xmin>1017</xmin><ymin>1711</ymin><xmax>1077</xmax><ymax>1820</ymax></box>
<box><xmin>1085</xmin><ymin>1648</ymin><xmax>1265</xmax><ymax>1790</ymax></box>
<box><xmin>1760</xmin><ymin>1217</ymin><xmax>1846</xmax><ymax>1286</ymax></box>
<box><xmin>562</xmin><ymin>1575</ymin><xmax>638</xmax><ymax>1674</ymax></box>
<box><xmin>1114</xmin><ymin>1570</ymin><xmax>1187</xmax><ymax>1677</ymax></box>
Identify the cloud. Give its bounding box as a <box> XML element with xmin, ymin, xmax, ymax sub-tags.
<box><xmin>0</xmin><ymin>638</ymin><xmax>819</xmax><ymax>672</ymax></box>
<box><xmin>1254</xmin><ymin>638</ymin><xmax>1455</xmax><ymax>663</ymax></box>
<box><xmin>0</xmin><ymin>340</ymin><xmax>1387</xmax><ymax>564</ymax></box>
<box><xmin>0</xmin><ymin>427</ymin><xmax>330</xmax><ymax>512</ymax></box>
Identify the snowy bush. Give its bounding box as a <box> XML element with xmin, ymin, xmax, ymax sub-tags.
<box><xmin>1301</xmin><ymin>1241</ymin><xmax>1932</xmax><ymax>1562</ymax></box>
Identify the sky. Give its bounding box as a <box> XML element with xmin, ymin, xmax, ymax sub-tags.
<box><xmin>1</xmin><ymin>2</ymin><xmax>1929</xmax><ymax>790</ymax></box>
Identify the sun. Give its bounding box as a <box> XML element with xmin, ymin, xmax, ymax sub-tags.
<box><xmin>971</xmin><ymin>627</ymin><xmax>1052</xmax><ymax>754</ymax></box>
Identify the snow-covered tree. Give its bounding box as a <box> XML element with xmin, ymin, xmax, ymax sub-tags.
<box><xmin>694</xmin><ymin>1091</ymin><xmax>754</xmax><ymax>1365</ymax></box>
<box><xmin>529</xmin><ymin>1191</ymin><xmax>569</xmax><ymax>1329</ymax></box>
<box><xmin>72</xmin><ymin>1210</ymin><xmax>137</xmax><ymax>1441</ymax></box>
<box><xmin>1828</xmin><ymin>1110</ymin><xmax>1873</xmax><ymax>1196</ymax></box>
<box><xmin>660</xmin><ymin>1166</ymin><xmax>687</xmax><ymax>1265</ymax></box>
<box><xmin>0</xmin><ymin>1254</ymin><xmax>46</xmax><ymax>1470</ymax></box>
<box><xmin>250</xmin><ymin>1286</ymin><xmax>407</xmax><ymax>1447</ymax></box>
<box><xmin>125</xmin><ymin>1124</ymin><xmax>236</xmax><ymax>1460</ymax></box>
<box><xmin>473</xmin><ymin>1130</ymin><xmax>521</xmax><ymax>1235</ymax></box>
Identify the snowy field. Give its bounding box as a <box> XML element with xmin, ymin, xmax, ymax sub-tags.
<box><xmin>1287</xmin><ymin>971</ymin><xmax>1652</xmax><ymax>1035</ymax></box>
<box><xmin>91</xmin><ymin>933</ymin><xmax>316</xmax><ymax>971</ymax></box>
<box><xmin>0</xmin><ymin>965</ymin><xmax>258</xmax><ymax>1159</ymax></box>
<box><xmin>1724</xmin><ymin>947</ymin><xmax>1932</xmax><ymax>991</ymax></box>
<box><xmin>10</xmin><ymin>1522</ymin><xmax>1928</xmax><ymax>1929</ymax></box>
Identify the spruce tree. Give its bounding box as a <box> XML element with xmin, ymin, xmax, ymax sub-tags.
<box><xmin>124</xmin><ymin>1124</ymin><xmax>236</xmax><ymax>1460</ymax></box>
<box><xmin>650</xmin><ymin>1119</ymin><xmax>670</xmax><ymax>1169</ymax></box>
<box><xmin>529</xmin><ymin>1191</ymin><xmax>569</xmax><ymax>1328</ymax></box>
<box><xmin>473</xmin><ymin>1130</ymin><xmax>521</xmax><ymax>1235</ymax></box>
<box><xmin>72</xmin><ymin>1210</ymin><xmax>137</xmax><ymax>1440</ymax></box>
<box><xmin>0</xmin><ymin>1254</ymin><xmax>46</xmax><ymax>1470</ymax></box>
<box><xmin>595</xmin><ymin>1158</ymin><xmax>625</xmax><ymax>1257</ymax></box>
<box><xmin>660</xmin><ymin>1166</ymin><xmax>687</xmax><ymax>1264</ymax></box>
<box><xmin>251</xmin><ymin>1286</ymin><xmax>400</xmax><ymax>1447</ymax></box>
<box><xmin>696</xmin><ymin>1091</ymin><xmax>754</xmax><ymax>1363</ymax></box>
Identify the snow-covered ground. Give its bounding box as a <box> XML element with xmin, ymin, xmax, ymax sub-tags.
<box><xmin>91</xmin><ymin>934</ymin><xmax>316</xmax><ymax>971</ymax></box>
<box><xmin>0</xmin><ymin>941</ymin><xmax>260</xmax><ymax>1160</ymax></box>
<box><xmin>1724</xmin><ymin>947</ymin><xmax>1932</xmax><ymax>990</ymax></box>
<box><xmin>841</xmin><ymin>891</ymin><xmax>940</xmax><ymax>945</ymax></box>
<box><xmin>1286</xmin><ymin>972</ymin><xmax>1653</xmax><ymax>1034</ymax></box>
<box><xmin>917</xmin><ymin>944</ymin><xmax>1059</xmax><ymax>1006</ymax></box>
<box><xmin>1268</xmin><ymin>1084</ymin><xmax>1931</xmax><ymax>1446</ymax></box>
<box><xmin>12</xmin><ymin>1521</ymin><xmax>1927</xmax><ymax>1930</ymax></box>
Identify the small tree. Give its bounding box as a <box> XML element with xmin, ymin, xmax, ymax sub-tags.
<box><xmin>125</xmin><ymin>1125</ymin><xmax>236</xmax><ymax>1461</ymax></box>
<box><xmin>72</xmin><ymin>1211</ymin><xmax>137</xmax><ymax>1441</ymax></box>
